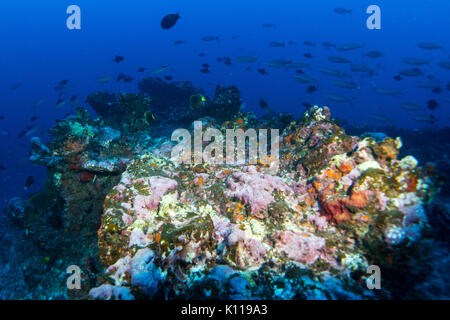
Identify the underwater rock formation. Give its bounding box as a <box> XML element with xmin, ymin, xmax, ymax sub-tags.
<box><xmin>86</xmin><ymin>92</ymin><xmax>154</xmax><ymax>134</ymax></box>
<box><xmin>90</xmin><ymin>106</ymin><xmax>439</xmax><ymax>299</ymax></box>
<box><xmin>24</xmin><ymin>107</ymin><xmax>137</xmax><ymax>298</ymax></box>
<box><xmin>137</xmin><ymin>78</ymin><xmax>243</xmax><ymax>136</ymax></box>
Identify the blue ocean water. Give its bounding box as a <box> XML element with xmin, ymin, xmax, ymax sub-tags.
<box><xmin>0</xmin><ymin>0</ymin><xmax>449</xmax><ymax>300</ymax></box>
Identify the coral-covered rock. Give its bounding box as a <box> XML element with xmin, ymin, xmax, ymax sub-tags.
<box><xmin>272</xmin><ymin>231</ymin><xmax>326</xmax><ymax>264</ymax></box>
<box><xmin>20</xmin><ymin>99</ymin><xmax>440</xmax><ymax>300</ymax></box>
<box><xmin>91</xmin><ymin>107</ymin><xmax>438</xmax><ymax>299</ymax></box>
<box><xmin>224</xmin><ymin>165</ymin><xmax>294</xmax><ymax>219</ymax></box>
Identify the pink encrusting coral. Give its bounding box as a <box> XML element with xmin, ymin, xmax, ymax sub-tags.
<box><xmin>225</xmin><ymin>165</ymin><xmax>294</xmax><ymax>218</ymax></box>
<box><xmin>89</xmin><ymin>284</ymin><xmax>134</xmax><ymax>300</ymax></box>
<box><xmin>139</xmin><ymin>176</ymin><xmax>178</xmax><ymax>211</ymax></box>
<box><xmin>128</xmin><ymin>228</ymin><xmax>151</xmax><ymax>248</ymax></box>
<box><xmin>272</xmin><ymin>231</ymin><xmax>326</xmax><ymax>265</ymax></box>
<box><xmin>131</xmin><ymin>176</ymin><xmax>178</xmax><ymax>220</ymax></box>
<box><xmin>308</xmin><ymin>214</ymin><xmax>329</xmax><ymax>231</ymax></box>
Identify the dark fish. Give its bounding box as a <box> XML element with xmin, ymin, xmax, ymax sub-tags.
<box><xmin>164</xmin><ymin>75</ymin><xmax>173</xmax><ymax>81</ymax></box>
<box><xmin>0</xmin><ymin>164</ymin><xmax>6</xmax><ymax>170</ymax></box>
<box><xmin>25</xmin><ymin>176</ymin><xmax>35</xmax><ymax>189</ymax></box>
<box><xmin>161</xmin><ymin>13</ymin><xmax>180</xmax><ymax>30</ymax></box>
<box><xmin>257</xmin><ymin>68</ymin><xmax>268</xmax><ymax>75</ymax></box>
<box><xmin>201</xmin><ymin>63</ymin><xmax>211</xmax><ymax>68</ymax></box>
<box><xmin>202</xmin><ymin>36</ymin><xmax>219</xmax><ymax>42</ymax></box>
<box><xmin>322</xmin><ymin>42</ymin><xmax>336</xmax><ymax>48</ymax></box>
<box><xmin>117</xmin><ymin>73</ymin><xmax>133</xmax><ymax>82</ymax></box>
<box><xmin>432</xmin><ymin>87</ymin><xmax>442</xmax><ymax>94</ymax></box>
<box><xmin>365</xmin><ymin>50</ymin><xmax>383</xmax><ymax>58</ymax></box>
<box><xmin>334</xmin><ymin>8</ymin><xmax>352</xmax><ymax>15</ymax></box>
<box><xmin>144</xmin><ymin>110</ymin><xmax>156</xmax><ymax>125</ymax></box>
<box><xmin>258</xmin><ymin>99</ymin><xmax>272</xmax><ymax>113</ymax></box>
<box><xmin>398</xmin><ymin>68</ymin><xmax>423</xmax><ymax>77</ymax></box>
<box><xmin>69</xmin><ymin>95</ymin><xmax>77</xmax><ymax>102</ymax></box>
<box><xmin>438</xmin><ymin>61</ymin><xmax>450</xmax><ymax>70</ymax></box>
<box><xmin>216</xmin><ymin>57</ymin><xmax>224</xmax><ymax>62</ymax></box>
<box><xmin>173</xmin><ymin>40</ymin><xmax>186</xmax><ymax>45</ymax></box>
<box><xmin>234</xmin><ymin>56</ymin><xmax>257</xmax><ymax>63</ymax></box>
<box><xmin>10</xmin><ymin>83</ymin><xmax>23</xmax><ymax>90</ymax></box>
<box><xmin>306</xmin><ymin>85</ymin><xmax>317</xmax><ymax>93</ymax></box>
<box><xmin>123</xmin><ymin>76</ymin><xmax>133</xmax><ymax>83</ymax></box>
<box><xmin>0</xmin><ymin>115</ymin><xmax>5</xmax><ymax>120</ymax></box>
<box><xmin>263</xmin><ymin>23</ymin><xmax>276</xmax><ymax>28</ymax></box>
<box><xmin>446</xmin><ymin>82</ymin><xmax>450</xmax><ymax>91</ymax></box>
<box><xmin>189</xmin><ymin>94</ymin><xmax>206</xmax><ymax>110</ymax></box>
<box><xmin>417</xmin><ymin>42</ymin><xmax>442</xmax><ymax>50</ymax></box>
<box><xmin>303</xmin><ymin>41</ymin><xmax>316</xmax><ymax>46</ymax></box>
<box><xmin>59</xmin><ymin>79</ymin><xmax>69</xmax><ymax>86</ymax></box>
<box><xmin>304</xmin><ymin>53</ymin><xmax>313</xmax><ymax>59</ymax></box>
<box><xmin>137</xmin><ymin>67</ymin><xmax>145</xmax><ymax>72</ymax></box>
<box><xmin>427</xmin><ymin>99</ymin><xmax>439</xmax><ymax>110</ymax></box>
<box><xmin>200</xmin><ymin>68</ymin><xmax>210</xmax><ymax>74</ymax></box>
<box><xmin>112</xmin><ymin>56</ymin><xmax>125</xmax><ymax>63</ymax></box>
<box><xmin>302</xmin><ymin>102</ymin><xmax>312</xmax><ymax>108</ymax></box>
<box><xmin>198</xmin><ymin>53</ymin><xmax>206</xmax><ymax>57</ymax></box>
<box><xmin>337</xmin><ymin>43</ymin><xmax>364</xmax><ymax>51</ymax></box>
<box><xmin>30</xmin><ymin>116</ymin><xmax>38</xmax><ymax>122</ymax></box>
<box><xmin>295</xmin><ymin>69</ymin><xmax>304</xmax><ymax>74</ymax></box>
<box><xmin>393</xmin><ymin>75</ymin><xmax>403</xmax><ymax>81</ymax></box>
<box><xmin>269</xmin><ymin>41</ymin><xmax>285</xmax><ymax>47</ymax></box>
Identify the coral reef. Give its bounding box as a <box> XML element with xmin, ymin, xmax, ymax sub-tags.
<box><xmin>3</xmin><ymin>77</ymin><xmax>444</xmax><ymax>299</ymax></box>
<box><xmin>90</xmin><ymin>105</ymin><xmax>439</xmax><ymax>299</ymax></box>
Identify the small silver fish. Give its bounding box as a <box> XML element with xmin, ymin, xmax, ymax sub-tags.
<box><xmin>327</xmin><ymin>94</ymin><xmax>352</xmax><ymax>103</ymax></box>
<box><xmin>328</xmin><ymin>56</ymin><xmax>351</xmax><ymax>63</ymax></box>
<box><xmin>96</xmin><ymin>76</ymin><xmax>113</xmax><ymax>83</ymax></box>
<box><xmin>402</xmin><ymin>57</ymin><xmax>430</xmax><ymax>66</ymax></box>
<box><xmin>293</xmin><ymin>74</ymin><xmax>317</xmax><ymax>83</ymax></box>
<box><xmin>373</xmin><ymin>87</ymin><xmax>402</xmax><ymax>96</ymax></box>
<box><xmin>398</xmin><ymin>102</ymin><xmax>421</xmax><ymax>111</ymax></box>
<box><xmin>151</xmin><ymin>66</ymin><xmax>169</xmax><ymax>75</ymax></box>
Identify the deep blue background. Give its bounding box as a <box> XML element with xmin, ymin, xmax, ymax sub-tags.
<box><xmin>0</xmin><ymin>0</ymin><xmax>449</xmax><ymax>206</ymax></box>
